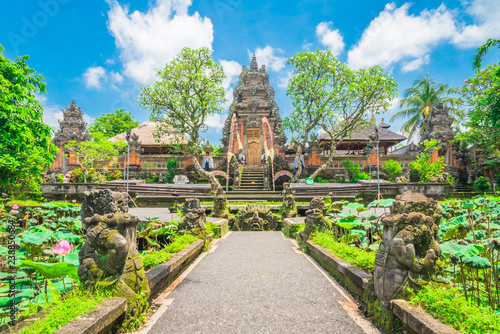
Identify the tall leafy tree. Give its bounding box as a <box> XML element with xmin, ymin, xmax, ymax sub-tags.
<box><xmin>283</xmin><ymin>50</ymin><xmax>398</xmax><ymax>181</ymax></box>
<box><xmin>0</xmin><ymin>46</ymin><xmax>56</xmax><ymax>196</ymax></box>
<box><xmin>88</xmin><ymin>109</ymin><xmax>139</xmax><ymax>139</ymax></box>
<box><xmin>139</xmin><ymin>47</ymin><xmax>227</xmax><ymax>189</ymax></box>
<box><xmin>391</xmin><ymin>73</ymin><xmax>459</xmax><ymax>140</ymax></box>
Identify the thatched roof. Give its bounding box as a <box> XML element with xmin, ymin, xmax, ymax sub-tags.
<box><xmin>318</xmin><ymin>124</ymin><xmax>406</xmax><ymax>142</ymax></box>
<box><xmin>108</xmin><ymin>121</ymin><xmax>187</xmax><ymax>146</ymax></box>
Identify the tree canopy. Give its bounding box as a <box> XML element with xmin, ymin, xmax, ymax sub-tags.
<box><xmin>283</xmin><ymin>49</ymin><xmax>398</xmax><ymax>181</ymax></box>
<box><xmin>88</xmin><ymin>109</ymin><xmax>139</xmax><ymax>139</ymax></box>
<box><xmin>139</xmin><ymin>47</ymin><xmax>227</xmax><ymax>188</ymax></box>
<box><xmin>391</xmin><ymin>73</ymin><xmax>459</xmax><ymax>140</ymax></box>
<box><xmin>0</xmin><ymin>46</ymin><xmax>56</xmax><ymax>196</ymax></box>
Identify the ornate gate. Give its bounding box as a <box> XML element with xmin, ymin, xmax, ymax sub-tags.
<box><xmin>247</xmin><ymin>128</ymin><xmax>261</xmax><ymax>166</ymax></box>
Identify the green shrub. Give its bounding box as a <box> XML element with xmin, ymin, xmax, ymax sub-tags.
<box><xmin>163</xmin><ymin>234</ymin><xmax>198</xmax><ymax>253</ymax></box>
<box><xmin>382</xmin><ymin>159</ymin><xmax>402</xmax><ymax>181</ymax></box>
<box><xmin>410</xmin><ymin>139</ymin><xmax>446</xmax><ymax>182</ymax></box>
<box><xmin>18</xmin><ymin>288</ymin><xmax>111</xmax><ymax>334</ymax></box>
<box><xmin>165</xmin><ymin>158</ymin><xmax>179</xmax><ymax>183</ymax></box>
<box><xmin>206</xmin><ymin>221</ymin><xmax>220</xmax><ymax>238</ymax></box>
<box><xmin>410</xmin><ymin>285</ymin><xmax>500</xmax><ymax>334</ymax></box>
<box><xmin>142</xmin><ymin>250</ymin><xmax>174</xmax><ymax>270</ymax></box>
<box><xmin>312</xmin><ymin>232</ymin><xmax>375</xmax><ymax>273</ymax></box>
<box><xmin>473</xmin><ymin>176</ymin><xmax>492</xmax><ymax>193</ymax></box>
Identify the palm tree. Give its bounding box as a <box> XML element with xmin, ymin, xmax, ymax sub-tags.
<box><xmin>391</xmin><ymin>73</ymin><xmax>459</xmax><ymax>140</ymax></box>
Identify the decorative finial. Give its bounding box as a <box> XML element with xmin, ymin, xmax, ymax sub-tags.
<box><xmin>250</xmin><ymin>54</ymin><xmax>258</xmax><ymax>70</ymax></box>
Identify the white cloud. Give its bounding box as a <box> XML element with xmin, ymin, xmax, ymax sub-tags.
<box><xmin>452</xmin><ymin>0</ymin><xmax>500</xmax><ymax>48</ymax></box>
<box><xmin>401</xmin><ymin>55</ymin><xmax>430</xmax><ymax>72</ymax></box>
<box><xmin>219</xmin><ymin>59</ymin><xmax>242</xmax><ymax>110</ymax></box>
<box><xmin>106</xmin><ymin>0</ymin><xmax>214</xmax><ymax>84</ymax></box>
<box><xmin>205</xmin><ymin>113</ymin><xmax>226</xmax><ymax>131</ymax></box>
<box><xmin>248</xmin><ymin>45</ymin><xmax>286</xmax><ymax>72</ymax></box>
<box><xmin>220</xmin><ymin>59</ymin><xmax>241</xmax><ymax>90</ymax></box>
<box><xmin>316</xmin><ymin>21</ymin><xmax>345</xmax><ymax>56</ymax></box>
<box><xmin>278</xmin><ymin>71</ymin><xmax>292</xmax><ymax>88</ymax></box>
<box><xmin>82</xmin><ymin>66</ymin><xmax>124</xmax><ymax>89</ymax></box>
<box><xmin>347</xmin><ymin>3</ymin><xmax>456</xmax><ymax>70</ymax></box>
<box><xmin>83</xmin><ymin>66</ymin><xmax>107</xmax><ymax>89</ymax></box>
<box><xmin>302</xmin><ymin>42</ymin><xmax>314</xmax><ymax>51</ymax></box>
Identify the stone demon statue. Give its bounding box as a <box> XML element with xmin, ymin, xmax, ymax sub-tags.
<box><xmin>374</xmin><ymin>191</ymin><xmax>442</xmax><ymax>305</ymax></box>
<box><xmin>281</xmin><ymin>183</ymin><xmax>297</xmax><ymax>219</ymax></box>
<box><xmin>78</xmin><ymin>189</ymin><xmax>150</xmax><ymax>327</ymax></box>
<box><xmin>298</xmin><ymin>197</ymin><xmax>329</xmax><ymax>245</ymax></box>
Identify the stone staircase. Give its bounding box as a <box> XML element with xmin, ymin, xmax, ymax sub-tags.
<box><xmin>239</xmin><ymin>166</ymin><xmax>265</xmax><ymax>191</ymax></box>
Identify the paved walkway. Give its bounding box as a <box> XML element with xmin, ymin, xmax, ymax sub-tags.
<box><xmin>144</xmin><ymin>232</ymin><xmax>379</xmax><ymax>334</ymax></box>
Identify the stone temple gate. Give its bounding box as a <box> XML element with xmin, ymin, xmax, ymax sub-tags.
<box><xmin>221</xmin><ymin>55</ymin><xmax>286</xmax><ymax>166</ymax></box>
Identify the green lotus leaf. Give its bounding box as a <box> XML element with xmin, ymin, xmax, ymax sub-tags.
<box><xmin>19</xmin><ymin>260</ymin><xmax>79</xmax><ymax>279</ymax></box>
<box><xmin>0</xmin><ymin>289</ymin><xmax>39</xmax><ymax>307</ymax></box>
<box><xmin>343</xmin><ymin>202</ymin><xmax>366</xmax><ymax>211</ymax></box>
<box><xmin>440</xmin><ymin>242</ymin><xmax>484</xmax><ymax>257</ymax></box>
<box><xmin>463</xmin><ymin>256</ymin><xmax>491</xmax><ymax>269</ymax></box>
<box><xmin>462</xmin><ymin>199</ymin><xmax>475</xmax><ymax>210</ymax></box>
<box><xmin>367</xmin><ymin>198</ymin><xmax>395</xmax><ymax>208</ymax></box>
<box><xmin>21</xmin><ymin>231</ymin><xmax>53</xmax><ymax>246</ymax></box>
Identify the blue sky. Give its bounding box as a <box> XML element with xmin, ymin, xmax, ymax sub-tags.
<box><xmin>1</xmin><ymin>0</ymin><xmax>500</xmax><ymax>145</ymax></box>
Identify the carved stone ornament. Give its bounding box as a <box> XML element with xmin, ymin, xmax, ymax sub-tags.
<box><xmin>179</xmin><ymin>198</ymin><xmax>207</xmax><ymax>232</ymax></box>
<box><xmin>246</xmin><ymin>114</ymin><xmax>262</xmax><ymax>129</ymax></box>
<box><xmin>281</xmin><ymin>183</ymin><xmax>297</xmax><ymax>219</ymax></box>
<box><xmin>298</xmin><ymin>198</ymin><xmax>329</xmax><ymax>245</ymax></box>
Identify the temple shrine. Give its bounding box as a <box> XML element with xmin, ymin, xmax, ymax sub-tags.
<box><xmin>221</xmin><ymin>55</ymin><xmax>287</xmax><ymax>166</ymax></box>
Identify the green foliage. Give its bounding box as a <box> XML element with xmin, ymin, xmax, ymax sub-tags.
<box><xmin>382</xmin><ymin>159</ymin><xmax>402</xmax><ymax>182</ymax></box>
<box><xmin>88</xmin><ymin>109</ymin><xmax>139</xmax><ymax>139</ymax></box>
<box><xmin>313</xmin><ymin>232</ymin><xmax>376</xmax><ymax>273</ymax></box>
<box><xmin>140</xmin><ymin>47</ymin><xmax>226</xmax><ymax>156</ymax></box>
<box><xmin>212</xmin><ymin>144</ymin><xmax>225</xmax><ymax>156</ymax></box>
<box><xmin>19</xmin><ymin>261</ymin><xmax>79</xmax><ymax>279</ymax></box>
<box><xmin>453</xmin><ymin>63</ymin><xmax>500</xmax><ymax>160</ymax></box>
<box><xmin>141</xmin><ymin>250</ymin><xmax>174</xmax><ymax>270</ymax></box>
<box><xmin>410</xmin><ymin>139</ymin><xmax>446</xmax><ymax>182</ymax></box>
<box><xmin>163</xmin><ymin>234</ymin><xmax>198</xmax><ymax>253</ymax></box>
<box><xmin>410</xmin><ymin>285</ymin><xmax>500</xmax><ymax>334</ymax></box>
<box><xmin>342</xmin><ymin>160</ymin><xmax>369</xmax><ymax>183</ymax></box>
<box><xmin>283</xmin><ymin>49</ymin><xmax>398</xmax><ymax>181</ymax></box>
<box><xmin>165</xmin><ymin>158</ymin><xmax>179</xmax><ymax>183</ymax></box>
<box><xmin>0</xmin><ymin>46</ymin><xmax>57</xmax><ymax>197</ymax></box>
<box><xmin>206</xmin><ymin>221</ymin><xmax>220</xmax><ymax>238</ymax></box>
<box><xmin>17</xmin><ymin>287</ymin><xmax>111</xmax><ymax>334</ymax></box>
<box><xmin>64</xmin><ymin>135</ymin><xmax>126</xmax><ymax>182</ymax></box>
<box><xmin>392</xmin><ymin>73</ymin><xmax>459</xmax><ymax>140</ymax></box>
<box><xmin>473</xmin><ymin>176</ymin><xmax>492</xmax><ymax>193</ymax></box>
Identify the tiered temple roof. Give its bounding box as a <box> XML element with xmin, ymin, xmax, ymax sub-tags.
<box><xmin>53</xmin><ymin>99</ymin><xmax>92</xmax><ymax>148</ymax></box>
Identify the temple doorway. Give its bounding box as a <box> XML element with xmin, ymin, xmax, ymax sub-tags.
<box><xmin>247</xmin><ymin>128</ymin><xmax>261</xmax><ymax>166</ymax></box>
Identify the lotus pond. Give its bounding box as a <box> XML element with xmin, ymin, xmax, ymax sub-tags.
<box><xmin>0</xmin><ymin>202</ymin><xmax>199</xmax><ymax>329</ymax></box>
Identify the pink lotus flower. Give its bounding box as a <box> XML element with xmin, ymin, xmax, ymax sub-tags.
<box><xmin>469</xmin><ymin>83</ymin><xmax>473</xmax><ymax>87</ymax></box>
<box><xmin>52</xmin><ymin>240</ymin><xmax>73</xmax><ymax>257</ymax></box>
<box><xmin>12</xmin><ymin>204</ymin><xmax>19</xmax><ymax>210</ymax></box>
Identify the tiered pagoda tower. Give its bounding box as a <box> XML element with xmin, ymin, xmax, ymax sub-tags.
<box><xmin>51</xmin><ymin>99</ymin><xmax>92</xmax><ymax>172</ymax></box>
<box><xmin>221</xmin><ymin>55</ymin><xmax>286</xmax><ymax>166</ymax></box>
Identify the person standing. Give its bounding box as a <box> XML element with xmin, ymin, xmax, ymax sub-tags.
<box><xmin>202</xmin><ymin>152</ymin><xmax>213</xmax><ymax>171</ymax></box>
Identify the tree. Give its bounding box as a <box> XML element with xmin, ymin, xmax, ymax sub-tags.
<box><xmin>139</xmin><ymin>47</ymin><xmax>227</xmax><ymax>189</ymax></box>
<box><xmin>88</xmin><ymin>109</ymin><xmax>139</xmax><ymax>139</ymax></box>
<box><xmin>283</xmin><ymin>49</ymin><xmax>398</xmax><ymax>181</ymax></box>
<box><xmin>391</xmin><ymin>73</ymin><xmax>459</xmax><ymax>140</ymax></box>
<box><xmin>453</xmin><ymin>63</ymin><xmax>500</xmax><ymax>160</ymax></box>
<box><xmin>64</xmin><ymin>135</ymin><xmax>126</xmax><ymax>182</ymax></box>
<box><xmin>0</xmin><ymin>46</ymin><xmax>56</xmax><ymax>197</ymax></box>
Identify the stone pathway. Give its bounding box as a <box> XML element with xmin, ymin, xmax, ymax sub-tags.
<box><xmin>143</xmin><ymin>232</ymin><xmax>380</xmax><ymax>334</ymax></box>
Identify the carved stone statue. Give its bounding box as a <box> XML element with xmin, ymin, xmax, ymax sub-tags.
<box><xmin>231</xmin><ymin>204</ymin><xmax>279</xmax><ymax>231</ymax></box>
<box><xmin>298</xmin><ymin>198</ymin><xmax>329</xmax><ymax>245</ymax></box>
<box><xmin>374</xmin><ymin>191</ymin><xmax>442</xmax><ymax>305</ymax></box>
<box><xmin>179</xmin><ymin>198</ymin><xmax>207</xmax><ymax>232</ymax></box>
<box><xmin>281</xmin><ymin>183</ymin><xmax>297</xmax><ymax>219</ymax></box>
<box><xmin>78</xmin><ymin>189</ymin><xmax>149</xmax><ymax>327</ymax></box>
<box><xmin>213</xmin><ymin>186</ymin><xmax>229</xmax><ymax>219</ymax></box>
